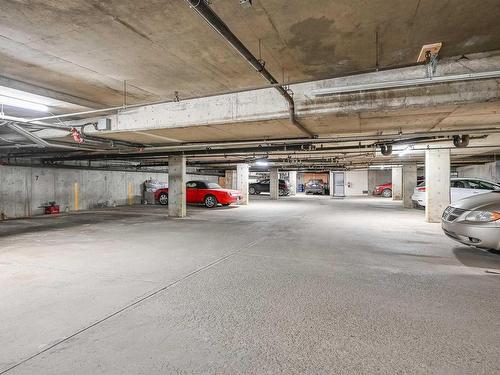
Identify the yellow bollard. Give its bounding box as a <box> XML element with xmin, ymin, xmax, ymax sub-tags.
<box><xmin>128</xmin><ymin>182</ymin><xmax>133</xmax><ymax>205</ymax></box>
<box><xmin>73</xmin><ymin>182</ymin><xmax>79</xmax><ymax>211</ymax></box>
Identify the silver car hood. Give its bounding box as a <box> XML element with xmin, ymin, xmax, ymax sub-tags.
<box><xmin>451</xmin><ymin>191</ymin><xmax>500</xmax><ymax>211</ymax></box>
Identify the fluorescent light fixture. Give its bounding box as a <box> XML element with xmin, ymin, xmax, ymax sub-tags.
<box><xmin>398</xmin><ymin>146</ymin><xmax>412</xmax><ymax>157</ymax></box>
<box><xmin>0</xmin><ymin>95</ymin><xmax>49</xmax><ymax>112</ymax></box>
<box><xmin>255</xmin><ymin>159</ymin><xmax>269</xmax><ymax>167</ymax></box>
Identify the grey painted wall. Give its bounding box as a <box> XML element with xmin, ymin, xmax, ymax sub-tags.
<box><xmin>367</xmin><ymin>169</ymin><xmax>392</xmax><ymax>194</ymax></box>
<box><xmin>456</xmin><ymin>161</ymin><xmax>499</xmax><ymax>183</ymax></box>
<box><xmin>0</xmin><ymin>165</ymin><xmax>217</xmax><ymax>219</ymax></box>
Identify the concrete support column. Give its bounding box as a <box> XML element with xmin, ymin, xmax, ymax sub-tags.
<box><xmin>329</xmin><ymin>171</ymin><xmax>334</xmax><ymax>197</ymax></box>
<box><xmin>236</xmin><ymin>164</ymin><xmax>249</xmax><ymax>205</ymax></box>
<box><xmin>288</xmin><ymin>171</ymin><xmax>297</xmax><ymax>196</ymax></box>
<box><xmin>270</xmin><ymin>167</ymin><xmax>279</xmax><ymax>200</ymax></box>
<box><xmin>168</xmin><ymin>155</ymin><xmax>186</xmax><ymax>218</ymax></box>
<box><xmin>224</xmin><ymin>170</ymin><xmax>236</xmax><ymax>189</ymax></box>
<box><xmin>425</xmin><ymin>149</ymin><xmax>451</xmax><ymax>223</ymax></box>
<box><xmin>402</xmin><ymin>163</ymin><xmax>418</xmax><ymax>208</ymax></box>
<box><xmin>392</xmin><ymin>167</ymin><xmax>403</xmax><ymax>201</ymax></box>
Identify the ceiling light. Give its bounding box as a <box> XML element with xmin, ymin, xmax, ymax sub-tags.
<box><xmin>0</xmin><ymin>95</ymin><xmax>49</xmax><ymax>112</ymax></box>
<box><xmin>398</xmin><ymin>146</ymin><xmax>412</xmax><ymax>157</ymax></box>
<box><xmin>255</xmin><ymin>159</ymin><xmax>268</xmax><ymax>167</ymax></box>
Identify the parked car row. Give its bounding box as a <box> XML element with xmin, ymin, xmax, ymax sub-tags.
<box><xmin>249</xmin><ymin>179</ymin><xmax>290</xmax><ymax>196</ymax></box>
<box><xmin>374</xmin><ymin>177</ymin><xmax>500</xmax><ymax>250</ymax></box>
<box><xmin>411</xmin><ymin>178</ymin><xmax>500</xmax><ymax>208</ymax></box>
<box><xmin>305</xmin><ymin>179</ymin><xmax>328</xmax><ymax>195</ymax></box>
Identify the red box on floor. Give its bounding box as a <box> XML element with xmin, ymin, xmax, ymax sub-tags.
<box><xmin>44</xmin><ymin>205</ymin><xmax>60</xmax><ymax>215</ymax></box>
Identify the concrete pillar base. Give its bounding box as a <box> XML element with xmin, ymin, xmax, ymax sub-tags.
<box><xmin>425</xmin><ymin>149</ymin><xmax>451</xmax><ymax>223</ymax></box>
<box><xmin>236</xmin><ymin>164</ymin><xmax>249</xmax><ymax>205</ymax></box>
<box><xmin>168</xmin><ymin>156</ymin><xmax>186</xmax><ymax>218</ymax></box>
<box><xmin>270</xmin><ymin>168</ymin><xmax>279</xmax><ymax>200</ymax></box>
<box><xmin>392</xmin><ymin>167</ymin><xmax>403</xmax><ymax>201</ymax></box>
<box><xmin>288</xmin><ymin>171</ymin><xmax>297</xmax><ymax>196</ymax></box>
<box><xmin>403</xmin><ymin>163</ymin><xmax>418</xmax><ymax>208</ymax></box>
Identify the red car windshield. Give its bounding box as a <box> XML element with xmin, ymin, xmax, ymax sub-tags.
<box><xmin>207</xmin><ymin>183</ymin><xmax>222</xmax><ymax>189</ymax></box>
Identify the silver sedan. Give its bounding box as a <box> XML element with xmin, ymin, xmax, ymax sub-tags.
<box><xmin>442</xmin><ymin>191</ymin><xmax>500</xmax><ymax>251</ymax></box>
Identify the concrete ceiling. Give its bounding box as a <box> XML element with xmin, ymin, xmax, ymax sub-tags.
<box><xmin>1</xmin><ymin>0</ymin><xmax>500</xmax><ymax>108</ymax></box>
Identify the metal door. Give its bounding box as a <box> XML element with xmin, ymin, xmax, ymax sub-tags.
<box><xmin>333</xmin><ymin>172</ymin><xmax>345</xmax><ymax>197</ymax></box>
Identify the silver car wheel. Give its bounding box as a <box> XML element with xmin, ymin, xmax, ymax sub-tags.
<box><xmin>159</xmin><ymin>193</ymin><xmax>168</xmax><ymax>205</ymax></box>
<box><xmin>205</xmin><ymin>195</ymin><xmax>217</xmax><ymax>208</ymax></box>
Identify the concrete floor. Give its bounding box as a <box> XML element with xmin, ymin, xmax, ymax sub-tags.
<box><xmin>1</xmin><ymin>196</ymin><xmax>499</xmax><ymax>374</ymax></box>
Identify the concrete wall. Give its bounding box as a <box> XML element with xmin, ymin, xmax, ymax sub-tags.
<box><xmin>368</xmin><ymin>169</ymin><xmax>392</xmax><ymax>194</ymax></box>
<box><xmin>345</xmin><ymin>170</ymin><xmax>368</xmax><ymax>196</ymax></box>
<box><xmin>0</xmin><ymin>165</ymin><xmax>217</xmax><ymax>219</ymax></box>
<box><xmin>456</xmin><ymin>161</ymin><xmax>499</xmax><ymax>183</ymax></box>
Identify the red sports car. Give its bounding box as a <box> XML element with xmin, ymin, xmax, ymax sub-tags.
<box><xmin>155</xmin><ymin>180</ymin><xmax>243</xmax><ymax>208</ymax></box>
<box><xmin>373</xmin><ymin>183</ymin><xmax>392</xmax><ymax>197</ymax></box>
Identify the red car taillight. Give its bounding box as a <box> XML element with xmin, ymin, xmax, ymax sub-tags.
<box><xmin>417</xmin><ymin>187</ymin><xmax>426</xmax><ymax>192</ymax></box>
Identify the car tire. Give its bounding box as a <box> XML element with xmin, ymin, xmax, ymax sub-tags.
<box><xmin>204</xmin><ymin>194</ymin><xmax>218</xmax><ymax>208</ymax></box>
<box><xmin>249</xmin><ymin>186</ymin><xmax>256</xmax><ymax>195</ymax></box>
<box><xmin>158</xmin><ymin>193</ymin><xmax>168</xmax><ymax>205</ymax></box>
<box><xmin>381</xmin><ymin>188</ymin><xmax>392</xmax><ymax>198</ymax></box>
<box><xmin>279</xmin><ymin>188</ymin><xmax>285</xmax><ymax>196</ymax></box>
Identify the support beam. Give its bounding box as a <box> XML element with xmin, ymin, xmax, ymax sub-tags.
<box><xmin>168</xmin><ymin>156</ymin><xmax>186</xmax><ymax>218</ymax></box>
<box><xmin>425</xmin><ymin>149</ymin><xmax>451</xmax><ymax>223</ymax></box>
<box><xmin>288</xmin><ymin>171</ymin><xmax>297</xmax><ymax>196</ymax></box>
<box><xmin>402</xmin><ymin>163</ymin><xmax>418</xmax><ymax>208</ymax></box>
<box><xmin>236</xmin><ymin>164</ymin><xmax>249</xmax><ymax>205</ymax></box>
<box><xmin>270</xmin><ymin>167</ymin><xmax>279</xmax><ymax>200</ymax></box>
<box><xmin>392</xmin><ymin>167</ymin><xmax>403</xmax><ymax>201</ymax></box>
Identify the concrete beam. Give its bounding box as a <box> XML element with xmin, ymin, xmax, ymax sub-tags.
<box><xmin>402</xmin><ymin>163</ymin><xmax>418</xmax><ymax>208</ymax></box>
<box><xmin>270</xmin><ymin>168</ymin><xmax>279</xmax><ymax>200</ymax></box>
<box><xmin>65</xmin><ymin>54</ymin><xmax>500</xmax><ymax>134</ymax></box>
<box><xmin>425</xmin><ymin>149</ymin><xmax>451</xmax><ymax>223</ymax></box>
<box><xmin>168</xmin><ymin>156</ymin><xmax>186</xmax><ymax>218</ymax></box>
<box><xmin>392</xmin><ymin>167</ymin><xmax>403</xmax><ymax>201</ymax></box>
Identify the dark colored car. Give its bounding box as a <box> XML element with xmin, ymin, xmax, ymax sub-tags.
<box><xmin>305</xmin><ymin>179</ymin><xmax>327</xmax><ymax>195</ymax></box>
<box><xmin>249</xmin><ymin>179</ymin><xmax>290</xmax><ymax>196</ymax></box>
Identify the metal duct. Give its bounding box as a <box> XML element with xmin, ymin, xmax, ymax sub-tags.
<box><xmin>184</xmin><ymin>0</ymin><xmax>314</xmax><ymax>138</ymax></box>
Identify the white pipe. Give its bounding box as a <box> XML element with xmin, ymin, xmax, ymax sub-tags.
<box><xmin>312</xmin><ymin>70</ymin><xmax>500</xmax><ymax>96</ymax></box>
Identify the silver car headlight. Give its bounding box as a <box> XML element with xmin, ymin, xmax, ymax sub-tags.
<box><xmin>465</xmin><ymin>210</ymin><xmax>500</xmax><ymax>222</ymax></box>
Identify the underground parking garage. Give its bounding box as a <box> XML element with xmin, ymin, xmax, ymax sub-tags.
<box><xmin>1</xmin><ymin>0</ymin><xmax>500</xmax><ymax>373</ymax></box>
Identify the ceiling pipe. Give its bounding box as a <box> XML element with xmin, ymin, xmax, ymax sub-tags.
<box><xmin>49</xmin><ymin>126</ymin><xmax>499</xmax><ymax>154</ymax></box>
<box><xmin>6</xmin><ymin>123</ymin><xmax>51</xmax><ymax>148</ymax></box>
<box><xmin>312</xmin><ymin>70</ymin><xmax>500</xmax><ymax>96</ymax></box>
<box><xmin>184</xmin><ymin>0</ymin><xmax>314</xmax><ymax>138</ymax></box>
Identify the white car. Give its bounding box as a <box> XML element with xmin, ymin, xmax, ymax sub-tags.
<box><xmin>411</xmin><ymin>178</ymin><xmax>500</xmax><ymax>208</ymax></box>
